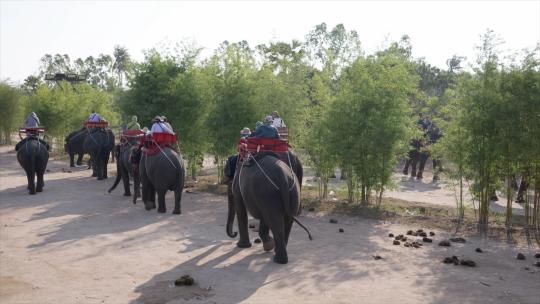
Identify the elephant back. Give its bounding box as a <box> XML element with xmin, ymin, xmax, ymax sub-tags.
<box><xmin>84</xmin><ymin>128</ymin><xmax>115</xmax><ymax>152</ymax></box>
<box><xmin>65</xmin><ymin>128</ymin><xmax>88</xmax><ymax>153</ymax></box>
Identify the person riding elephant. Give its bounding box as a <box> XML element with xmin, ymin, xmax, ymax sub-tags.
<box><xmin>24</xmin><ymin>112</ymin><xmax>40</xmax><ymax>128</ymax></box>
<box><xmin>271</xmin><ymin>111</ymin><xmax>286</xmax><ymax>128</ymax></box>
<box><xmin>88</xmin><ymin>110</ymin><xmax>102</xmax><ymax>122</ymax></box>
<box><xmin>249</xmin><ymin>116</ymin><xmax>279</xmax><ymax>139</ymax></box>
<box><xmin>16</xmin><ymin>126</ymin><xmax>49</xmax><ymax>194</ymax></box>
<box><xmin>125</xmin><ymin>115</ymin><xmax>141</xmax><ymax>130</ymax></box>
<box><xmin>150</xmin><ymin>116</ymin><xmax>174</xmax><ymax>134</ymax></box>
<box><xmin>17</xmin><ymin>112</ymin><xmax>50</xmax><ymax>151</ymax></box>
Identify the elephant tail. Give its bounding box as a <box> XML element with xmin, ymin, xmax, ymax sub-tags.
<box><xmin>108</xmin><ymin>174</ymin><xmax>121</xmax><ymax>193</ymax></box>
<box><xmin>293</xmin><ymin>216</ymin><xmax>313</xmax><ymax>241</ymax></box>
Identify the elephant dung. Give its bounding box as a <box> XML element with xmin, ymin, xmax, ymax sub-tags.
<box><xmin>339</xmin><ymin>228</ymin><xmax>344</xmax><ymax>233</ymax></box>
<box><xmin>517</xmin><ymin>253</ymin><xmax>526</xmax><ymax>260</ymax></box>
<box><xmin>329</xmin><ymin>219</ymin><xmax>338</xmax><ymax>224</ymax></box>
<box><xmin>174</xmin><ymin>275</ymin><xmax>194</xmax><ymax>286</ymax></box>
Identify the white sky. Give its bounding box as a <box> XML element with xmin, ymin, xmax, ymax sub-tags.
<box><xmin>1</xmin><ymin>0</ymin><xmax>539</xmax><ymax>83</ymax></box>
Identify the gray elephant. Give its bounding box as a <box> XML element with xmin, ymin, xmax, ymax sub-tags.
<box><xmin>136</xmin><ymin>145</ymin><xmax>185</xmax><ymax>214</ymax></box>
<box><xmin>83</xmin><ymin>128</ymin><xmax>115</xmax><ymax>180</ymax></box>
<box><xmin>16</xmin><ymin>137</ymin><xmax>49</xmax><ymax>194</ymax></box>
<box><xmin>108</xmin><ymin>140</ymin><xmax>141</xmax><ymax>203</ymax></box>
<box><xmin>65</xmin><ymin>128</ymin><xmax>89</xmax><ymax>167</ymax></box>
<box><xmin>228</xmin><ymin>151</ymin><xmax>311</xmax><ymax>264</ymax></box>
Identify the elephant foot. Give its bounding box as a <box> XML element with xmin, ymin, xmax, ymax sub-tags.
<box><xmin>123</xmin><ymin>193</ymin><xmax>131</xmax><ymax>197</ymax></box>
<box><xmin>273</xmin><ymin>254</ymin><xmax>288</xmax><ymax>264</ymax></box>
<box><xmin>157</xmin><ymin>208</ymin><xmax>166</xmax><ymax>213</ymax></box>
<box><xmin>36</xmin><ymin>188</ymin><xmax>43</xmax><ymax>193</ymax></box>
<box><xmin>97</xmin><ymin>177</ymin><xmax>104</xmax><ymax>180</ymax></box>
<box><xmin>29</xmin><ymin>190</ymin><xmax>36</xmax><ymax>195</ymax></box>
<box><xmin>263</xmin><ymin>238</ymin><xmax>275</xmax><ymax>252</ymax></box>
<box><xmin>172</xmin><ymin>209</ymin><xmax>181</xmax><ymax>215</ymax></box>
<box><xmin>145</xmin><ymin>206</ymin><xmax>154</xmax><ymax>211</ymax></box>
<box><xmin>237</xmin><ymin>241</ymin><xmax>252</xmax><ymax>248</ymax></box>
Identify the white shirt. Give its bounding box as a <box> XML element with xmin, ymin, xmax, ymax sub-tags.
<box><xmin>272</xmin><ymin>117</ymin><xmax>286</xmax><ymax>128</ymax></box>
<box><xmin>151</xmin><ymin>122</ymin><xmax>174</xmax><ymax>134</ymax></box>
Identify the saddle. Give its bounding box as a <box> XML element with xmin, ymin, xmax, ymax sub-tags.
<box><xmin>238</xmin><ymin>137</ymin><xmax>289</xmax><ymax>162</ymax></box>
<box><xmin>141</xmin><ymin>133</ymin><xmax>178</xmax><ymax>156</ymax></box>
<box><xmin>15</xmin><ymin>136</ymin><xmax>50</xmax><ymax>151</ymax></box>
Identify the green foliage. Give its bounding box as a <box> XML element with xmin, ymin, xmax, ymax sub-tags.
<box><xmin>0</xmin><ymin>82</ymin><xmax>23</xmax><ymax>144</ymax></box>
<box><xmin>327</xmin><ymin>54</ymin><xmax>417</xmax><ymax>204</ymax></box>
<box><xmin>24</xmin><ymin>82</ymin><xmax>118</xmax><ymax>140</ymax></box>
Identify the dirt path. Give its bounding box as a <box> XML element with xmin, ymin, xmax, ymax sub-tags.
<box><xmin>1</xmin><ymin>145</ymin><xmax>539</xmax><ymax>304</ymax></box>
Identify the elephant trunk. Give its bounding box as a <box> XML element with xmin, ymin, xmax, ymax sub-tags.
<box><xmin>226</xmin><ymin>181</ymin><xmax>238</xmax><ymax>238</ymax></box>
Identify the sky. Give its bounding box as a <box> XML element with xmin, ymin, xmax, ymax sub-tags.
<box><xmin>1</xmin><ymin>0</ymin><xmax>539</xmax><ymax>83</ymax></box>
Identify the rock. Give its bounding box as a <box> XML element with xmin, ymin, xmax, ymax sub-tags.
<box><xmin>416</xmin><ymin>229</ymin><xmax>424</xmax><ymax>233</ymax></box>
<box><xmin>450</xmin><ymin>237</ymin><xmax>466</xmax><ymax>243</ymax></box>
<box><xmin>373</xmin><ymin>255</ymin><xmax>383</xmax><ymax>260</ymax></box>
<box><xmin>308</xmin><ymin>207</ymin><xmax>315</xmax><ymax>212</ymax></box>
<box><xmin>419</xmin><ymin>232</ymin><xmax>427</xmax><ymax>237</ymax></box>
<box><xmin>422</xmin><ymin>237</ymin><xmax>432</xmax><ymax>243</ymax></box>
<box><xmin>329</xmin><ymin>219</ymin><xmax>338</xmax><ymax>224</ymax></box>
<box><xmin>401</xmin><ymin>236</ymin><xmax>408</xmax><ymax>242</ymax></box>
<box><xmin>534</xmin><ymin>253</ymin><xmax>540</xmax><ymax>258</ymax></box>
<box><xmin>393</xmin><ymin>240</ymin><xmax>400</xmax><ymax>245</ymax></box>
<box><xmin>404</xmin><ymin>242</ymin><xmax>410</xmax><ymax>247</ymax></box>
<box><xmin>254</xmin><ymin>238</ymin><xmax>261</xmax><ymax>244</ymax></box>
<box><xmin>388</xmin><ymin>233</ymin><xmax>394</xmax><ymax>237</ymax></box>
<box><xmin>329</xmin><ymin>190</ymin><xmax>336</xmax><ymax>197</ymax></box>
<box><xmin>476</xmin><ymin>248</ymin><xmax>483</xmax><ymax>253</ymax></box>
<box><xmin>534</xmin><ymin>262</ymin><xmax>540</xmax><ymax>267</ymax></box>
<box><xmin>174</xmin><ymin>275</ymin><xmax>194</xmax><ymax>286</ymax></box>
<box><xmin>452</xmin><ymin>256</ymin><xmax>460</xmax><ymax>265</ymax></box>
<box><xmin>439</xmin><ymin>240</ymin><xmax>451</xmax><ymax>247</ymax></box>
<box><xmin>517</xmin><ymin>253</ymin><xmax>526</xmax><ymax>260</ymax></box>
<box><xmin>339</xmin><ymin>228</ymin><xmax>344</xmax><ymax>233</ymax></box>
<box><xmin>406</xmin><ymin>230</ymin><xmax>413</xmax><ymax>235</ymax></box>
<box><xmin>429</xmin><ymin>231</ymin><xmax>435</xmax><ymax>236</ymax></box>
<box><xmin>460</xmin><ymin>259</ymin><xmax>476</xmax><ymax>267</ymax></box>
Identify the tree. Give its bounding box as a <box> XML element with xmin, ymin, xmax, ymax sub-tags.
<box><xmin>327</xmin><ymin>54</ymin><xmax>417</xmax><ymax>204</ymax></box>
<box><xmin>0</xmin><ymin>82</ymin><xmax>23</xmax><ymax>144</ymax></box>
<box><xmin>112</xmin><ymin>46</ymin><xmax>131</xmax><ymax>87</ymax></box>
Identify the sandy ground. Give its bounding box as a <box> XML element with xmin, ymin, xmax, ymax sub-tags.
<box><xmin>1</xmin><ymin>145</ymin><xmax>539</xmax><ymax>304</ymax></box>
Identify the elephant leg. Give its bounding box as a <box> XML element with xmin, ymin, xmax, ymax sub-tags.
<box><xmin>36</xmin><ymin>165</ymin><xmax>45</xmax><ymax>193</ymax></box>
<box><xmin>69</xmin><ymin>154</ymin><xmax>75</xmax><ymax>168</ymax></box>
<box><xmin>121</xmin><ymin>167</ymin><xmax>131</xmax><ymax>196</ymax></box>
<box><xmin>103</xmin><ymin>152</ymin><xmax>109</xmax><ymax>179</ymax></box>
<box><xmin>132</xmin><ymin>168</ymin><xmax>140</xmax><ymax>204</ymax></box>
<box><xmin>173</xmin><ymin>186</ymin><xmax>182</xmax><ymax>214</ymax></box>
<box><xmin>258</xmin><ymin>220</ymin><xmax>274</xmax><ymax>252</ymax></box>
<box><xmin>26</xmin><ymin>170</ymin><xmax>36</xmax><ymax>195</ymax></box>
<box><xmin>284</xmin><ymin>215</ymin><xmax>294</xmax><ymax>246</ymax></box>
<box><xmin>157</xmin><ymin>190</ymin><xmax>166</xmax><ymax>213</ymax></box>
<box><xmin>235</xmin><ymin>196</ymin><xmax>252</xmax><ymax>248</ymax></box>
<box><xmin>417</xmin><ymin>152</ymin><xmax>429</xmax><ymax>179</ymax></box>
<box><xmin>76</xmin><ymin>154</ymin><xmax>83</xmax><ymax>166</ymax></box>
<box><xmin>266</xmin><ymin>213</ymin><xmax>287</xmax><ymax>264</ymax></box>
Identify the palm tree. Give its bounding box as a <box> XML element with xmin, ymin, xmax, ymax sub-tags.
<box><xmin>113</xmin><ymin>46</ymin><xmax>131</xmax><ymax>87</ymax></box>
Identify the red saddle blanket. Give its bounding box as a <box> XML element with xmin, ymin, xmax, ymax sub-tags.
<box><xmin>142</xmin><ymin>143</ymin><xmax>177</xmax><ymax>156</ymax></box>
<box><xmin>19</xmin><ymin>128</ymin><xmax>45</xmax><ymax>136</ymax></box>
<box><xmin>238</xmin><ymin>137</ymin><xmax>289</xmax><ymax>161</ymax></box>
<box><xmin>121</xmin><ymin>129</ymin><xmax>145</xmax><ymax>144</ymax></box>
<box><xmin>84</xmin><ymin>121</ymin><xmax>108</xmax><ymax>128</ymax></box>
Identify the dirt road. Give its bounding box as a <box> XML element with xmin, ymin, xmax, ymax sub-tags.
<box><xmin>1</xmin><ymin>145</ymin><xmax>539</xmax><ymax>304</ymax></box>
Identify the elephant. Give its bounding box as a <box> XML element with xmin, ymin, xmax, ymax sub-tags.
<box><xmin>16</xmin><ymin>137</ymin><xmax>49</xmax><ymax>194</ymax></box>
<box><xmin>108</xmin><ymin>140</ymin><xmax>142</xmax><ymax>202</ymax></box>
<box><xmin>227</xmin><ymin>151</ymin><xmax>311</xmax><ymax>264</ymax></box>
<box><xmin>65</xmin><ymin>128</ymin><xmax>89</xmax><ymax>167</ymax></box>
<box><xmin>136</xmin><ymin>145</ymin><xmax>185</xmax><ymax>214</ymax></box>
<box><xmin>83</xmin><ymin>128</ymin><xmax>115</xmax><ymax>180</ymax></box>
